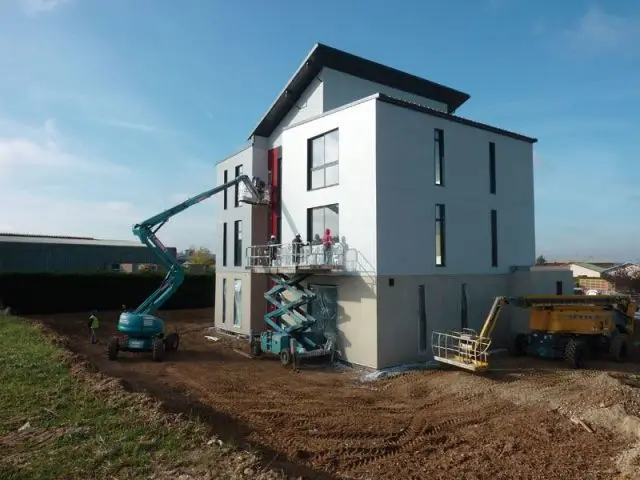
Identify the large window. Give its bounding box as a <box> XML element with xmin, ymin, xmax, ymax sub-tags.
<box><xmin>234</xmin><ymin>164</ymin><xmax>243</xmax><ymax>207</ymax></box>
<box><xmin>233</xmin><ymin>279</ymin><xmax>242</xmax><ymax>327</ymax></box>
<box><xmin>418</xmin><ymin>284</ymin><xmax>427</xmax><ymax>353</ymax></box>
<box><xmin>434</xmin><ymin>128</ymin><xmax>444</xmax><ymax>186</ymax></box>
<box><xmin>223</xmin><ymin>169</ymin><xmax>228</xmax><ymax>209</ymax></box>
<box><xmin>307</xmin><ymin>204</ymin><xmax>339</xmax><ymax>244</ymax></box>
<box><xmin>221</xmin><ymin>278</ymin><xmax>227</xmax><ymax>323</ymax></box>
<box><xmin>491</xmin><ymin>209</ymin><xmax>498</xmax><ymax>267</ymax></box>
<box><xmin>308</xmin><ymin>129</ymin><xmax>339</xmax><ymax>190</ymax></box>
<box><xmin>489</xmin><ymin>142</ymin><xmax>496</xmax><ymax>194</ymax></box>
<box><xmin>233</xmin><ymin>220</ymin><xmax>242</xmax><ymax>266</ymax></box>
<box><xmin>222</xmin><ymin>222</ymin><xmax>227</xmax><ymax>267</ymax></box>
<box><xmin>435</xmin><ymin>204</ymin><xmax>446</xmax><ymax>267</ymax></box>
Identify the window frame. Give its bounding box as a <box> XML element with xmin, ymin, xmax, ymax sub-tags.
<box><xmin>234</xmin><ymin>165</ymin><xmax>243</xmax><ymax>207</ymax></box>
<box><xmin>306</xmin><ymin>203</ymin><xmax>340</xmax><ymax>244</ymax></box>
<box><xmin>221</xmin><ymin>278</ymin><xmax>227</xmax><ymax>323</ymax></box>
<box><xmin>434</xmin><ymin>128</ymin><xmax>445</xmax><ymax>186</ymax></box>
<box><xmin>489</xmin><ymin>142</ymin><xmax>496</xmax><ymax>195</ymax></box>
<box><xmin>223</xmin><ymin>169</ymin><xmax>228</xmax><ymax>209</ymax></box>
<box><xmin>435</xmin><ymin>203</ymin><xmax>446</xmax><ymax>267</ymax></box>
<box><xmin>490</xmin><ymin>209</ymin><xmax>498</xmax><ymax>267</ymax></box>
<box><xmin>233</xmin><ymin>220</ymin><xmax>242</xmax><ymax>267</ymax></box>
<box><xmin>307</xmin><ymin>129</ymin><xmax>339</xmax><ymax>191</ymax></box>
<box><xmin>222</xmin><ymin>222</ymin><xmax>227</xmax><ymax>267</ymax></box>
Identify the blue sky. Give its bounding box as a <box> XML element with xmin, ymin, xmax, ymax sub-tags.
<box><xmin>0</xmin><ymin>0</ymin><xmax>638</xmax><ymax>260</ymax></box>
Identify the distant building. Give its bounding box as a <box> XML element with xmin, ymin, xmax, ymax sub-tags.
<box><xmin>0</xmin><ymin>233</ymin><xmax>177</xmax><ymax>273</ymax></box>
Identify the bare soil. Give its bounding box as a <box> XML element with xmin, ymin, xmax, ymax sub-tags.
<box><xmin>32</xmin><ymin>309</ymin><xmax>640</xmax><ymax>480</ymax></box>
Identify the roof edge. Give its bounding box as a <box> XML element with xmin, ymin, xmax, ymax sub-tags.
<box><xmin>376</xmin><ymin>93</ymin><xmax>538</xmax><ymax>144</ymax></box>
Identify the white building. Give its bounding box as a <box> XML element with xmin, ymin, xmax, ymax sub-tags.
<box><xmin>213</xmin><ymin>43</ymin><xmax>572</xmax><ymax>369</ymax></box>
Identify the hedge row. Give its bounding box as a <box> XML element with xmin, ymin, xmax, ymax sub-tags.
<box><xmin>0</xmin><ymin>272</ymin><xmax>215</xmax><ymax>315</ymax></box>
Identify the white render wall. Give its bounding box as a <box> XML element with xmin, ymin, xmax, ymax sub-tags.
<box><xmin>280</xmin><ymin>99</ymin><xmax>378</xmax><ymax>274</ymax></box>
<box><xmin>214</xmin><ymin>145</ymin><xmax>256</xmax><ymax>273</ymax></box>
<box><xmin>322</xmin><ymin>68</ymin><xmax>448</xmax><ymax>113</ymax></box>
<box><xmin>268</xmin><ymin>67</ymin><xmax>450</xmax><ymax>148</ymax></box>
<box><xmin>375</xmin><ymin>99</ymin><xmax>536</xmax><ymax>276</ymax></box>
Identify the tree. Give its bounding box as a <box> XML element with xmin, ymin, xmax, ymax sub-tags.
<box><xmin>187</xmin><ymin>246</ymin><xmax>215</xmax><ymax>267</ymax></box>
<box><xmin>535</xmin><ymin>255</ymin><xmax>547</xmax><ymax>265</ymax></box>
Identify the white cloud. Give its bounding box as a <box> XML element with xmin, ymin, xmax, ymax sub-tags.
<box><xmin>21</xmin><ymin>0</ymin><xmax>71</xmax><ymax>15</ymax></box>
<box><xmin>560</xmin><ymin>7</ymin><xmax>640</xmax><ymax>56</ymax></box>
<box><xmin>99</xmin><ymin>119</ymin><xmax>183</xmax><ymax>136</ymax></box>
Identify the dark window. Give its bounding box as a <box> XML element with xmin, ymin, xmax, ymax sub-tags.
<box><xmin>307</xmin><ymin>204</ymin><xmax>339</xmax><ymax>243</ymax></box>
<box><xmin>435</xmin><ymin>204</ymin><xmax>446</xmax><ymax>266</ymax></box>
<box><xmin>222</xmin><ymin>222</ymin><xmax>227</xmax><ymax>266</ymax></box>
<box><xmin>221</xmin><ymin>278</ymin><xmax>227</xmax><ymax>323</ymax></box>
<box><xmin>491</xmin><ymin>209</ymin><xmax>498</xmax><ymax>267</ymax></box>
<box><xmin>556</xmin><ymin>281</ymin><xmax>563</xmax><ymax>295</ymax></box>
<box><xmin>234</xmin><ymin>165</ymin><xmax>243</xmax><ymax>207</ymax></box>
<box><xmin>223</xmin><ymin>170</ymin><xmax>228</xmax><ymax>209</ymax></box>
<box><xmin>308</xmin><ymin>129</ymin><xmax>339</xmax><ymax>190</ymax></box>
<box><xmin>489</xmin><ymin>142</ymin><xmax>496</xmax><ymax>194</ymax></box>
<box><xmin>418</xmin><ymin>285</ymin><xmax>427</xmax><ymax>353</ymax></box>
<box><xmin>388</xmin><ymin>278</ymin><xmax>395</xmax><ymax>287</ymax></box>
<box><xmin>233</xmin><ymin>220</ymin><xmax>242</xmax><ymax>266</ymax></box>
<box><xmin>434</xmin><ymin>128</ymin><xmax>444</xmax><ymax>186</ymax></box>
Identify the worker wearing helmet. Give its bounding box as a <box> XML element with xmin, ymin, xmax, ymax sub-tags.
<box><xmin>88</xmin><ymin>310</ymin><xmax>100</xmax><ymax>344</ymax></box>
<box><xmin>267</xmin><ymin>235</ymin><xmax>278</xmax><ymax>265</ymax></box>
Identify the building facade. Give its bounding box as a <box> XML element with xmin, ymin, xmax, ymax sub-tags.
<box><xmin>213</xmin><ymin>43</ymin><xmax>572</xmax><ymax>369</ymax></box>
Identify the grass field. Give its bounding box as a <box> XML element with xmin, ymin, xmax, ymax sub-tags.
<box><xmin>0</xmin><ymin>315</ymin><xmax>281</xmax><ymax>480</ymax></box>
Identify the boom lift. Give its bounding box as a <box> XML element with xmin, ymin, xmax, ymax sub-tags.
<box><xmin>107</xmin><ymin>175</ymin><xmax>269</xmax><ymax>362</ymax></box>
<box><xmin>431</xmin><ymin>294</ymin><xmax>636</xmax><ymax>373</ymax></box>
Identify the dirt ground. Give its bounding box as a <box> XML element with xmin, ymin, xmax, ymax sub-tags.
<box><xmin>32</xmin><ymin>308</ymin><xmax>640</xmax><ymax>480</ymax></box>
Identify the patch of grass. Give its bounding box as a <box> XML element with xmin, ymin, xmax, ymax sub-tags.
<box><xmin>0</xmin><ymin>316</ymin><xmax>231</xmax><ymax>480</ymax></box>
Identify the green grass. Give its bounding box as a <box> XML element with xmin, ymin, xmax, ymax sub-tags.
<box><xmin>0</xmin><ymin>316</ymin><xmax>221</xmax><ymax>480</ymax></box>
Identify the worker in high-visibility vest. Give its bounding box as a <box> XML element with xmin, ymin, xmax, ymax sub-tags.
<box><xmin>88</xmin><ymin>310</ymin><xmax>100</xmax><ymax>344</ymax></box>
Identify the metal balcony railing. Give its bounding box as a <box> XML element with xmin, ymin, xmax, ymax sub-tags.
<box><xmin>245</xmin><ymin>242</ymin><xmax>346</xmax><ymax>270</ymax></box>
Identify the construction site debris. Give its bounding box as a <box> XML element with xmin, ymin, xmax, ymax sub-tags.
<box><xmin>33</xmin><ymin>308</ymin><xmax>640</xmax><ymax>479</ymax></box>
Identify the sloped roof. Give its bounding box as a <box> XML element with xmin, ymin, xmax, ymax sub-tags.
<box><xmin>249</xmin><ymin>43</ymin><xmax>470</xmax><ymax>139</ymax></box>
<box><xmin>0</xmin><ymin>232</ymin><xmax>143</xmax><ymax>248</ymax></box>
<box><xmin>571</xmin><ymin>262</ymin><xmax>610</xmax><ymax>273</ymax></box>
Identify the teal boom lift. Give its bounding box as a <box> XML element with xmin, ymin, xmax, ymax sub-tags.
<box><xmin>107</xmin><ymin>174</ymin><xmax>268</xmax><ymax>362</ymax></box>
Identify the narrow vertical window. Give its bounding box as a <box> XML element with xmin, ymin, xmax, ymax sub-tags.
<box><xmin>221</xmin><ymin>278</ymin><xmax>227</xmax><ymax>323</ymax></box>
<box><xmin>223</xmin><ymin>170</ymin><xmax>228</xmax><ymax>209</ymax></box>
<box><xmin>234</xmin><ymin>165</ymin><xmax>243</xmax><ymax>207</ymax></box>
<box><xmin>556</xmin><ymin>281</ymin><xmax>563</xmax><ymax>295</ymax></box>
<box><xmin>489</xmin><ymin>142</ymin><xmax>496</xmax><ymax>194</ymax></box>
<box><xmin>418</xmin><ymin>285</ymin><xmax>427</xmax><ymax>353</ymax></box>
<box><xmin>435</xmin><ymin>204</ymin><xmax>446</xmax><ymax>266</ymax></box>
<box><xmin>434</xmin><ymin>128</ymin><xmax>444</xmax><ymax>186</ymax></box>
<box><xmin>233</xmin><ymin>220</ymin><xmax>242</xmax><ymax>266</ymax></box>
<box><xmin>222</xmin><ymin>222</ymin><xmax>227</xmax><ymax>266</ymax></box>
<box><xmin>491</xmin><ymin>209</ymin><xmax>498</xmax><ymax>267</ymax></box>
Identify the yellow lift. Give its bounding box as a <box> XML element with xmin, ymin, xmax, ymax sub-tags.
<box><xmin>431</xmin><ymin>294</ymin><xmax>636</xmax><ymax>372</ymax></box>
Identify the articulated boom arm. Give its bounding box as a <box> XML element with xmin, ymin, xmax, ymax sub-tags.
<box><xmin>132</xmin><ymin>174</ymin><xmax>267</xmax><ymax>316</ymax></box>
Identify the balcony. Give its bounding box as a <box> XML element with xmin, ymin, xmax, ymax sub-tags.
<box><xmin>245</xmin><ymin>242</ymin><xmax>347</xmax><ymax>274</ymax></box>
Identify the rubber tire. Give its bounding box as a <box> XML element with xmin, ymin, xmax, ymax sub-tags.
<box><xmin>279</xmin><ymin>350</ymin><xmax>291</xmax><ymax>366</ymax></box>
<box><xmin>512</xmin><ymin>333</ymin><xmax>528</xmax><ymax>357</ymax></box>
<box><xmin>564</xmin><ymin>338</ymin><xmax>587</xmax><ymax>369</ymax></box>
<box><xmin>152</xmin><ymin>337</ymin><xmax>165</xmax><ymax>362</ymax></box>
<box><xmin>165</xmin><ymin>333</ymin><xmax>180</xmax><ymax>352</ymax></box>
<box><xmin>610</xmin><ymin>334</ymin><xmax>629</xmax><ymax>363</ymax></box>
<box><xmin>107</xmin><ymin>337</ymin><xmax>119</xmax><ymax>361</ymax></box>
<box><xmin>251</xmin><ymin>341</ymin><xmax>262</xmax><ymax>356</ymax></box>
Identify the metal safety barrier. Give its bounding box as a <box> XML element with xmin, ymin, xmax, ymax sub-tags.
<box><xmin>245</xmin><ymin>242</ymin><xmax>345</xmax><ymax>269</ymax></box>
<box><xmin>431</xmin><ymin>329</ymin><xmax>492</xmax><ymax>372</ymax></box>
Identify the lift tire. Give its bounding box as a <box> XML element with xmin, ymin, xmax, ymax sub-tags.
<box><xmin>107</xmin><ymin>337</ymin><xmax>119</xmax><ymax>361</ymax></box>
<box><xmin>279</xmin><ymin>350</ymin><xmax>291</xmax><ymax>366</ymax></box>
<box><xmin>564</xmin><ymin>338</ymin><xmax>587</xmax><ymax>369</ymax></box>
<box><xmin>165</xmin><ymin>333</ymin><xmax>180</xmax><ymax>352</ymax></box>
<box><xmin>512</xmin><ymin>334</ymin><xmax>528</xmax><ymax>357</ymax></box>
<box><xmin>610</xmin><ymin>334</ymin><xmax>629</xmax><ymax>363</ymax></box>
<box><xmin>251</xmin><ymin>342</ymin><xmax>262</xmax><ymax>356</ymax></box>
<box><xmin>152</xmin><ymin>338</ymin><xmax>165</xmax><ymax>362</ymax></box>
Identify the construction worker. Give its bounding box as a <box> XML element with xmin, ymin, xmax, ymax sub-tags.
<box><xmin>267</xmin><ymin>235</ymin><xmax>278</xmax><ymax>266</ymax></box>
<box><xmin>322</xmin><ymin>228</ymin><xmax>333</xmax><ymax>264</ymax></box>
<box><xmin>88</xmin><ymin>310</ymin><xmax>100</xmax><ymax>344</ymax></box>
<box><xmin>292</xmin><ymin>234</ymin><xmax>306</xmax><ymax>265</ymax></box>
